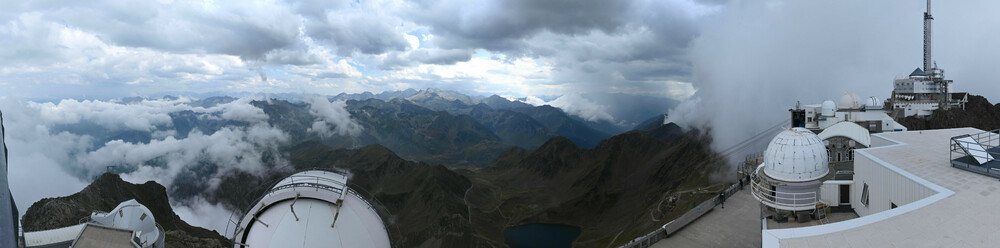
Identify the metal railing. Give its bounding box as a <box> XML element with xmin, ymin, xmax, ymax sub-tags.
<box><xmin>618</xmin><ymin>179</ymin><xmax>747</xmax><ymax>248</ymax></box>
<box><xmin>228</xmin><ymin>168</ymin><xmax>400</xmax><ymax>248</ymax></box>
<box><xmin>950</xmin><ymin>129</ymin><xmax>1000</xmax><ymax>178</ymax></box>
<box><xmin>749</xmin><ymin>179</ymin><xmax>818</xmax><ymax>211</ymax></box>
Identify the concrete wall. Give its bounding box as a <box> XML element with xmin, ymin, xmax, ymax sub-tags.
<box><xmin>852</xmin><ymin>151</ymin><xmax>936</xmax><ymax>216</ymax></box>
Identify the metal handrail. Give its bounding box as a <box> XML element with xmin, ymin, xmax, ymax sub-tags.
<box><xmin>950</xmin><ymin>129</ymin><xmax>1000</xmax><ymax>163</ymax></box>
<box><xmin>229</xmin><ymin>169</ymin><xmax>348</xmax><ymax>242</ymax></box>
<box><xmin>750</xmin><ymin>179</ymin><xmax>818</xmax><ymax>210</ymax></box>
<box><xmin>228</xmin><ymin>168</ymin><xmax>400</xmax><ymax>248</ymax></box>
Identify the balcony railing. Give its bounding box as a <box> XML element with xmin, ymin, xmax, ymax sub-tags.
<box><xmin>750</xmin><ymin>179</ymin><xmax>818</xmax><ymax>211</ymax></box>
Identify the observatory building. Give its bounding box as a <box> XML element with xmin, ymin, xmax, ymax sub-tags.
<box><xmin>4</xmin><ymin>111</ymin><xmax>167</xmax><ymax>248</ymax></box>
<box><xmin>789</xmin><ymin>92</ymin><xmax>907</xmax><ymax>133</ymax></box>
<box><xmin>231</xmin><ymin>169</ymin><xmax>392</xmax><ymax>248</ymax></box>
<box><xmin>21</xmin><ymin>199</ymin><xmax>166</xmax><ymax>248</ymax></box>
<box><xmin>751</xmin><ymin>128</ymin><xmax>837</xmax><ymax>222</ymax></box>
<box><xmin>887</xmin><ymin>0</ymin><xmax>968</xmax><ymax>117</ymax></box>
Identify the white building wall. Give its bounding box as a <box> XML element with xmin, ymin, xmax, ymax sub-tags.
<box><xmin>819</xmin><ymin>180</ymin><xmax>852</xmax><ymax>207</ymax></box>
<box><xmin>894</xmin><ymin>102</ymin><xmax>939</xmax><ymax>116</ymax></box>
<box><xmin>852</xmin><ymin>151</ymin><xmax>936</xmax><ymax>216</ymax></box>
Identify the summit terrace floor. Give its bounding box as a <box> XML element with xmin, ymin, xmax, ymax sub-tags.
<box><xmin>651</xmin><ymin>188</ymin><xmax>761</xmax><ymax>248</ymax></box>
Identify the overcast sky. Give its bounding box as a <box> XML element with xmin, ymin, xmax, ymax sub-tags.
<box><xmin>2</xmin><ymin>0</ymin><xmax>998</xmax><ymax>103</ymax></box>
<box><xmin>0</xmin><ymin>0</ymin><xmax>719</xmax><ymax>101</ymax></box>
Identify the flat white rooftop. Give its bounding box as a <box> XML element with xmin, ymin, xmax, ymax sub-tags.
<box><xmin>767</xmin><ymin>128</ymin><xmax>1000</xmax><ymax>247</ymax></box>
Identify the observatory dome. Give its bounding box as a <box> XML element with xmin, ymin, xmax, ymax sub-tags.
<box><xmin>838</xmin><ymin>93</ymin><xmax>862</xmax><ymax>109</ymax></box>
<box><xmin>821</xmin><ymin>100</ymin><xmax>837</xmax><ymax>116</ymax></box>
<box><xmin>762</xmin><ymin>128</ymin><xmax>829</xmax><ymax>182</ymax></box>
<box><xmin>233</xmin><ymin>170</ymin><xmax>391</xmax><ymax>248</ymax></box>
<box><xmin>867</xmin><ymin>96</ymin><xmax>883</xmax><ymax>108</ymax></box>
<box><xmin>89</xmin><ymin>199</ymin><xmax>165</xmax><ymax>248</ymax></box>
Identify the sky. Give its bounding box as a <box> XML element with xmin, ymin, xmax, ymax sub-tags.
<box><xmin>0</xmin><ymin>0</ymin><xmax>717</xmax><ymax>101</ymax></box>
<box><xmin>4</xmin><ymin>0</ymin><xmax>1000</xmax><ymax>233</ymax></box>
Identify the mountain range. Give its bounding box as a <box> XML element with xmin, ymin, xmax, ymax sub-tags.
<box><xmin>201</xmin><ymin>121</ymin><xmax>727</xmax><ymax>247</ymax></box>
<box><xmin>19</xmin><ymin>89</ymin><xmax>700</xmax><ymax>248</ymax></box>
<box><xmin>247</xmin><ymin>89</ymin><xmax>669</xmax><ymax>167</ymax></box>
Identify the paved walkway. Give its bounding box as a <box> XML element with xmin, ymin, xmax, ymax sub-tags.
<box><xmin>652</xmin><ymin>188</ymin><xmax>762</xmax><ymax>248</ymax></box>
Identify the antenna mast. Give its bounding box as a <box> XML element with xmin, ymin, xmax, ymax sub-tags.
<box><xmin>923</xmin><ymin>0</ymin><xmax>933</xmax><ymax>73</ymax></box>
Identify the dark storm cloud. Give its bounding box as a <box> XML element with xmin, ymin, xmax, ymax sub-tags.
<box><xmin>304</xmin><ymin>14</ymin><xmax>411</xmax><ymax>56</ymax></box>
<box><xmin>407</xmin><ymin>0</ymin><xmax>632</xmax><ymax>52</ymax></box>
<box><xmin>380</xmin><ymin>48</ymin><xmax>474</xmax><ymax>69</ymax></box>
<box><xmin>29</xmin><ymin>1</ymin><xmax>301</xmax><ymax>62</ymax></box>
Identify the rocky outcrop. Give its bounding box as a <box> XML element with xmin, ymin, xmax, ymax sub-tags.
<box><xmin>22</xmin><ymin>173</ymin><xmax>227</xmax><ymax>248</ymax></box>
<box><xmin>897</xmin><ymin>94</ymin><xmax>1000</xmax><ymax>131</ymax></box>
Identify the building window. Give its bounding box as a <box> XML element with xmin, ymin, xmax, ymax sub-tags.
<box><xmin>827</xmin><ymin>148</ymin><xmax>833</xmax><ymax>162</ymax></box>
<box><xmin>861</xmin><ymin>183</ymin><xmax>870</xmax><ymax>207</ymax></box>
<box><xmin>837</xmin><ymin>153</ymin><xmax>842</xmax><ymax>162</ymax></box>
<box><xmin>848</xmin><ymin>148</ymin><xmax>855</xmax><ymax>161</ymax></box>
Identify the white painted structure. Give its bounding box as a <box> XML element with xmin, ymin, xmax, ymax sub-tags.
<box><xmin>762</xmin><ymin>128</ymin><xmax>1000</xmax><ymax>247</ymax></box>
<box><xmin>752</xmin><ymin>128</ymin><xmax>829</xmax><ymax>211</ymax></box>
<box><xmin>818</xmin><ymin>180</ymin><xmax>852</xmax><ymax>207</ymax></box>
<box><xmin>761</xmin><ymin>128</ymin><xmax>829</xmax><ymax>182</ymax></box>
<box><xmin>791</xmin><ymin>93</ymin><xmax>907</xmax><ymax>133</ymax></box>
<box><xmin>888</xmin><ymin>0</ymin><xmax>968</xmax><ymax>117</ymax></box>
<box><xmin>232</xmin><ymin>170</ymin><xmax>391</xmax><ymax>248</ymax></box>
<box><xmin>22</xmin><ymin>199</ymin><xmax>166</xmax><ymax>248</ymax></box>
<box><xmin>90</xmin><ymin>199</ymin><xmax>165</xmax><ymax>248</ymax></box>
<box><xmin>817</xmin><ymin>122</ymin><xmax>871</xmax><ymax>148</ymax></box>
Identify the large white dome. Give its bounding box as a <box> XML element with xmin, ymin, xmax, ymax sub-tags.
<box><xmin>838</xmin><ymin>93</ymin><xmax>862</xmax><ymax>109</ymax></box>
<box><xmin>234</xmin><ymin>170</ymin><xmax>391</xmax><ymax>248</ymax></box>
<box><xmin>762</xmin><ymin>128</ymin><xmax>829</xmax><ymax>182</ymax></box>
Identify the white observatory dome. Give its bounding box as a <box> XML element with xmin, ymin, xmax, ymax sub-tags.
<box><xmin>838</xmin><ymin>93</ymin><xmax>862</xmax><ymax>109</ymax></box>
<box><xmin>762</xmin><ymin>128</ymin><xmax>829</xmax><ymax>182</ymax></box>
<box><xmin>233</xmin><ymin>170</ymin><xmax>391</xmax><ymax>248</ymax></box>
<box><xmin>866</xmin><ymin>96</ymin><xmax>882</xmax><ymax>108</ymax></box>
<box><xmin>821</xmin><ymin>100</ymin><xmax>837</xmax><ymax>117</ymax></box>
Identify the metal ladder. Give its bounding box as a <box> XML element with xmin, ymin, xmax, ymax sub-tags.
<box><xmin>816</xmin><ymin>206</ymin><xmax>830</xmax><ymax>224</ymax></box>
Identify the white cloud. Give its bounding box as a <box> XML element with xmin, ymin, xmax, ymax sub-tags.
<box><xmin>304</xmin><ymin>94</ymin><xmax>363</xmax><ymax>138</ymax></box>
<box><xmin>522</xmin><ymin>94</ymin><xmax>615</xmax><ymax>122</ymax></box>
<box><xmin>31</xmin><ymin>99</ymin><xmax>182</xmax><ymax>131</ymax></box>
<box><xmin>0</xmin><ymin>96</ymin><xmax>289</xmax><ymax>226</ymax></box>
<box><xmin>170</xmin><ymin>196</ymin><xmax>234</xmax><ymax>235</ymax></box>
<box><xmin>378</xmin><ymin>53</ymin><xmax>555</xmax><ymax>95</ymax></box>
<box><xmin>199</xmin><ymin>97</ymin><xmax>269</xmax><ymax>123</ymax></box>
<box><xmin>405</xmin><ymin>34</ymin><xmax>421</xmax><ymax>50</ymax></box>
